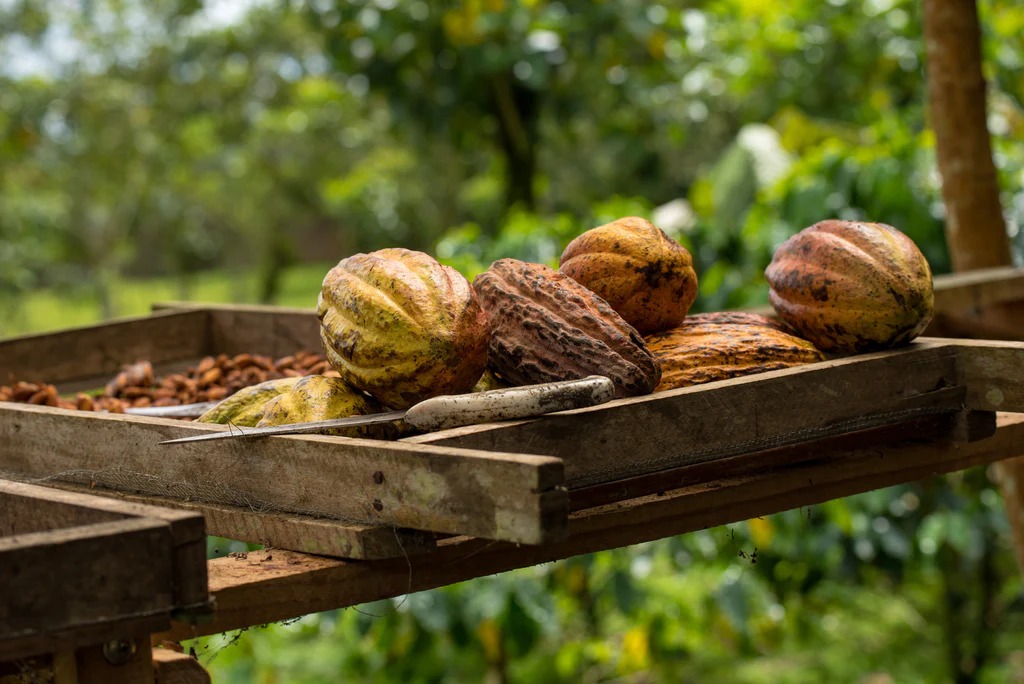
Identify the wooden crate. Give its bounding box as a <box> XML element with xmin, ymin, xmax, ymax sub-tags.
<box><xmin>1</xmin><ymin>283</ymin><xmax>1022</xmax><ymax>556</ymax></box>
<box><xmin>0</xmin><ymin>480</ymin><xmax>208</xmax><ymax>663</ymax></box>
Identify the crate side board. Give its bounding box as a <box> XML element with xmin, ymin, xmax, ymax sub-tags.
<box><xmin>0</xmin><ymin>405</ymin><xmax>566</xmax><ymax>544</ymax></box>
<box><xmin>162</xmin><ymin>412</ymin><xmax>1024</xmax><ymax>641</ymax></box>
<box><xmin>207</xmin><ymin>307</ymin><xmax>322</xmax><ymax>359</ymax></box>
<box><xmin>0</xmin><ymin>310</ymin><xmax>212</xmax><ymax>385</ymax></box>
<box><xmin>409</xmin><ymin>341</ymin><xmax>966</xmax><ymax>486</ymax></box>
<box><xmin>954</xmin><ymin>339</ymin><xmax>1024</xmax><ymax>412</ymax></box>
<box><xmin>0</xmin><ymin>518</ymin><xmax>176</xmax><ymax>660</ymax></box>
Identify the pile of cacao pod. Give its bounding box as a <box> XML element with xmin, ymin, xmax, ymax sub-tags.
<box><xmin>1</xmin><ymin>214</ymin><xmax>935</xmax><ymax>437</ymax></box>
<box><xmin>270</xmin><ymin>214</ymin><xmax>932</xmax><ymax>434</ymax></box>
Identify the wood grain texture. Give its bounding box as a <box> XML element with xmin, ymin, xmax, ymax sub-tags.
<box><xmin>162</xmin><ymin>412</ymin><xmax>1024</xmax><ymax>641</ymax></box>
<box><xmin>0</xmin><ymin>480</ymin><xmax>209</xmax><ymax>613</ymax></box>
<box><xmin>0</xmin><ymin>405</ymin><xmax>566</xmax><ymax>544</ymax></box>
<box><xmin>0</xmin><ymin>309</ymin><xmax>211</xmax><ymax>385</ymax></box>
<box><xmin>0</xmin><ymin>519</ymin><xmax>174</xmax><ymax>661</ymax></box>
<box><xmin>410</xmin><ymin>341</ymin><xmax>965</xmax><ymax>487</ymax></box>
<box><xmin>954</xmin><ymin>339</ymin><xmax>1024</xmax><ymax>412</ymax></box>
<box><xmin>42</xmin><ymin>485</ymin><xmax>438</xmax><ymax>560</ymax></box>
<box><xmin>208</xmin><ymin>307</ymin><xmax>321</xmax><ymax>359</ymax></box>
<box><xmin>151</xmin><ymin>301</ymin><xmax>326</xmax><ymax>362</ymax></box>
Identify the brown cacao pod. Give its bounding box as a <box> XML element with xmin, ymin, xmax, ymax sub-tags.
<box><xmin>473</xmin><ymin>259</ymin><xmax>661</xmax><ymax>397</ymax></box>
<box><xmin>559</xmin><ymin>217</ymin><xmax>698</xmax><ymax>334</ymax></box>
<box><xmin>318</xmin><ymin>248</ymin><xmax>490</xmax><ymax>409</ymax></box>
<box><xmin>646</xmin><ymin>321</ymin><xmax>825</xmax><ymax>391</ymax></box>
<box><xmin>680</xmin><ymin>311</ymin><xmax>790</xmax><ymax>333</ymax></box>
<box><xmin>765</xmin><ymin>220</ymin><xmax>934</xmax><ymax>353</ymax></box>
<box><xmin>256</xmin><ymin>375</ymin><xmax>396</xmax><ymax>439</ymax></box>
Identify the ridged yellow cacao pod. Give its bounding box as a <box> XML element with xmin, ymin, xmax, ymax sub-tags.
<box><xmin>318</xmin><ymin>248</ymin><xmax>491</xmax><ymax>409</ymax></box>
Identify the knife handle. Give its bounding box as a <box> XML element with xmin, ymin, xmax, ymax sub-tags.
<box><xmin>403</xmin><ymin>375</ymin><xmax>616</xmax><ymax>432</ymax></box>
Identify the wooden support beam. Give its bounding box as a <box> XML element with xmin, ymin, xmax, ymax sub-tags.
<box><xmin>42</xmin><ymin>484</ymin><xmax>438</xmax><ymax>560</ymax></box>
<box><xmin>161</xmin><ymin>413</ymin><xmax>1024</xmax><ymax>641</ymax></box>
<box><xmin>0</xmin><ymin>406</ymin><xmax>566</xmax><ymax>545</ymax></box>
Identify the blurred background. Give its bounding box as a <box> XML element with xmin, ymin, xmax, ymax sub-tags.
<box><xmin>2</xmin><ymin>0</ymin><xmax>1024</xmax><ymax>681</ymax></box>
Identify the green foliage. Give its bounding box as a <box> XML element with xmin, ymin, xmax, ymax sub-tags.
<box><xmin>5</xmin><ymin>0</ymin><xmax>1024</xmax><ymax>682</ymax></box>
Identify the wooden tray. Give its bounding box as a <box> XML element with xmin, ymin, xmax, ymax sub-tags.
<box><xmin>0</xmin><ymin>284</ymin><xmax>1021</xmax><ymax>553</ymax></box>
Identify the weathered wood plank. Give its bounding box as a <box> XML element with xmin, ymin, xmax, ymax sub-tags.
<box><xmin>143</xmin><ymin>304</ymin><xmax>322</xmax><ymax>358</ymax></box>
<box><xmin>567</xmin><ymin>410</ymin><xmax>997</xmax><ymax>512</ymax></box>
<box><xmin>0</xmin><ymin>309</ymin><xmax>211</xmax><ymax>385</ymax></box>
<box><xmin>932</xmin><ymin>267</ymin><xmax>1024</xmax><ymax>311</ymax></box>
<box><xmin>409</xmin><ymin>341</ymin><xmax>965</xmax><ymax>487</ymax></box>
<box><xmin>208</xmin><ymin>307</ymin><xmax>322</xmax><ymax>359</ymax></box>
<box><xmin>954</xmin><ymin>339</ymin><xmax>1024</xmax><ymax>412</ymax></box>
<box><xmin>0</xmin><ymin>519</ymin><xmax>175</xmax><ymax>661</ymax></box>
<box><xmin>0</xmin><ymin>405</ymin><xmax>566</xmax><ymax>544</ymax></box>
<box><xmin>0</xmin><ymin>480</ymin><xmax>209</xmax><ymax>613</ymax></box>
<box><xmin>162</xmin><ymin>412</ymin><xmax>1024</xmax><ymax>641</ymax></box>
<box><xmin>42</xmin><ymin>484</ymin><xmax>438</xmax><ymax>560</ymax></box>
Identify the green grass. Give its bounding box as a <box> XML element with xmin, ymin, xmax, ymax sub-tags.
<box><xmin>0</xmin><ymin>263</ymin><xmax>335</xmax><ymax>339</ymax></box>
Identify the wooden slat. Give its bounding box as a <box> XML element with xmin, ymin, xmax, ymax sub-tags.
<box><xmin>0</xmin><ymin>480</ymin><xmax>209</xmax><ymax>613</ymax></box>
<box><xmin>43</xmin><ymin>484</ymin><xmax>438</xmax><ymax>560</ymax></box>
<box><xmin>0</xmin><ymin>309</ymin><xmax>211</xmax><ymax>385</ymax></box>
<box><xmin>567</xmin><ymin>410</ymin><xmax>997</xmax><ymax>511</ymax></box>
<box><xmin>152</xmin><ymin>303</ymin><xmax>322</xmax><ymax>359</ymax></box>
<box><xmin>161</xmin><ymin>412</ymin><xmax>1024</xmax><ymax>641</ymax></box>
<box><xmin>931</xmin><ymin>267</ymin><xmax>1024</xmax><ymax>311</ymax></box>
<box><xmin>0</xmin><ymin>519</ymin><xmax>175</xmax><ymax>661</ymax></box>
<box><xmin>0</xmin><ymin>406</ymin><xmax>566</xmax><ymax>545</ymax></box>
<box><xmin>954</xmin><ymin>339</ymin><xmax>1024</xmax><ymax>412</ymax></box>
<box><xmin>409</xmin><ymin>341</ymin><xmax>965</xmax><ymax>487</ymax></box>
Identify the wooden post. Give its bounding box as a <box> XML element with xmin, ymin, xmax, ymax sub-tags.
<box><xmin>923</xmin><ymin>0</ymin><xmax>1012</xmax><ymax>270</ymax></box>
<box><xmin>922</xmin><ymin>0</ymin><xmax>1024</xmax><ymax>573</ymax></box>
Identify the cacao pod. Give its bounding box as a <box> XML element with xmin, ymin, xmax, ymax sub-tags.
<box><xmin>646</xmin><ymin>321</ymin><xmax>825</xmax><ymax>391</ymax></box>
<box><xmin>318</xmin><ymin>248</ymin><xmax>490</xmax><ymax>409</ymax></box>
<box><xmin>472</xmin><ymin>369</ymin><xmax>512</xmax><ymax>393</ymax></box>
<box><xmin>680</xmin><ymin>311</ymin><xmax>790</xmax><ymax>333</ymax></box>
<box><xmin>765</xmin><ymin>220</ymin><xmax>934</xmax><ymax>353</ymax></box>
<box><xmin>196</xmin><ymin>376</ymin><xmax>303</xmax><ymax>427</ymax></box>
<box><xmin>559</xmin><ymin>217</ymin><xmax>698</xmax><ymax>334</ymax></box>
<box><xmin>473</xmin><ymin>259</ymin><xmax>661</xmax><ymax>397</ymax></box>
<box><xmin>256</xmin><ymin>375</ymin><xmax>395</xmax><ymax>438</ymax></box>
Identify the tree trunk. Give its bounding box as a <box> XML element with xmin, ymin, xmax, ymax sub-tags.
<box><xmin>923</xmin><ymin>0</ymin><xmax>1012</xmax><ymax>271</ymax></box>
<box><xmin>923</xmin><ymin>0</ymin><xmax>1024</xmax><ymax>585</ymax></box>
<box><xmin>492</xmin><ymin>73</ymin><xmax>539</xmax><ymax>212</ymax></box>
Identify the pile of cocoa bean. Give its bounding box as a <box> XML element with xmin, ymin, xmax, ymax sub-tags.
<box><xmin>0</xmin><ymin>351</ymin><xmax>331</xmax><ymax>414</ymax></box>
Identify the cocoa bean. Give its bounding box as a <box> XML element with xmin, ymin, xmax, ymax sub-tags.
<box><xmin>206</xmin><ymin>386</ymin><xmax>227</xmax><ymax>401</ymax></box>
<box><xmin>199</xmin><ymin>368</ymin><xmax>222</xmax><ymax>388</ymax></box>
<box><xmin>76</xmin><ymin>394</ymin><xmax>95</xmax><ymax>411</ymax></box>
<box><xmin>13</xmin><ymin>382</ymin><xmax>39</xmax><ymax>401</ymax></box>
<box><xmin>195</xmin><ymin>356</ymin><xmax>216</xmax><ymax>375</ymax></box>
<box><xmin>28</xmin><ymin>389</ymin><xmax>51</xmax><ymax>405</ymax></box>
<box><xmin>132</xmin><ymin>397</ymin><xmax>152</xmax><ymax>408</ymax></box>
<box><xmin>234</xmin><ymin>353</ymin><xmax>257</xmax><ymax>369</ymax></box>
